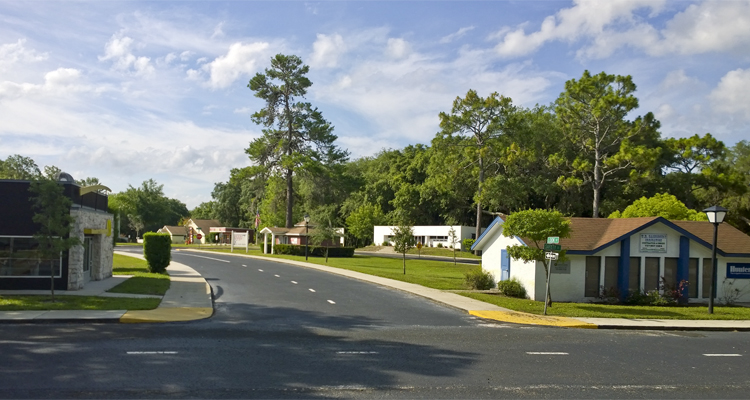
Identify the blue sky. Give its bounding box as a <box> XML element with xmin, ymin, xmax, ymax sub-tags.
<box><xmin>1</xmin><ymin>0</ymin><xmax>749</xmax><ymax>208</ymax></box>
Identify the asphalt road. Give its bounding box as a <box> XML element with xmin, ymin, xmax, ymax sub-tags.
<box><xmin>1</xmin><ymin>248</ymin><xmax>750</xmax><ymax>399</ymax></box>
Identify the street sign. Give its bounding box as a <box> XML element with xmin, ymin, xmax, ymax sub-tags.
<box><xmin>416</xmin><ymin>242</ymin><xmax>422</xmax><ymax>250</ymax></box>
<box><xmin>545</xmin><ymin>252</ymin><xmax>558</xmax><ymax>260</ymax></box>
<box><xmin>544</xmin><ymin>244</ymin><xmax>562</xmax><ymax>251</ymax></box>
<box><xmin>196</xmin><ymin>233</ymin><xmax>202</xmax><ymax>240</ymax></box>
<box><xmin>547</xmin><ymin>237</ymin><xmax>559</xmax><ymax>244</ymax></box>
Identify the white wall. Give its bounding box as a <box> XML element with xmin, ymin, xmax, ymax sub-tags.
<box><xmin>477</xmin><ymin>219</ymin><xmax>750</xmax><ymax>303</ymax></box>
<box><xmin>373</xmin><ymin>225</ymin><xmax>482</xmax><ymax>250</ymax></box>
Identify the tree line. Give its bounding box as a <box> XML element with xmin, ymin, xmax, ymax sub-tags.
<box><xmin>193</xmin><ymin>56</ymin><xmax>750</xmax><ymax>246</ymax></box>
<box><xmin>4</xmin><ymin>55</ymin><xmax>749</xmax><ymax>246</ymax></box>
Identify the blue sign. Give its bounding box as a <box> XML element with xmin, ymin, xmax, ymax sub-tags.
<box><xmin>727</xmin><ymin>263</ymin><xmax>750</xmax><ymax>279</ymax></box>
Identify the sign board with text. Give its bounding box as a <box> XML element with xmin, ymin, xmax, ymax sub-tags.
<box><xmin>640</xmin><ymin>234</ymin><xmax>667</xmax><ymax>253</ymax></box>
<box><xmin>551</xmin><ymin>260</ymin><xmax>570</xmax><ymax>274</ymax></box>
<box><xmin>727</xmin><ymin>263</ymin><xmax>750</xmax><ymax>279</ymax></box>
<box><xmin>544</xmin><ymin>244</ymin><xmax>562</xmax><ymax>252</ymax></box>
<box><xmin>547</xmin><ymin>237</ymin><xmax>559</xmax><ymax>244</ymax></box>
<box><xmin>545</xmin><ymin>252</ymin><xmax>558</xmax><ymax>260</ymax></box>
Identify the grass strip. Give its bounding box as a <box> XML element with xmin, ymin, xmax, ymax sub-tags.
<box><xmin>111</xmin><ymin>254</ymin><xmax>170</xmax><ymax>295</ymax></box>
<box><xmin>461</xmin><ymin>293</ymin><xmax>750</xmax><ymax>320</ymax></box>
<box><xmin>0</xmin><ymin>295</ymin><xmax>161</xmax><ymax>311</ymax></box>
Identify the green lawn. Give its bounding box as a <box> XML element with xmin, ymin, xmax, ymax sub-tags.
<box><xmin>359</xmin><ymin>245</ymin><xmax>480</xmax><ymax>259</ymax></box>
<box><xmin>109</xmin><ymin>254</ymin><xmax>170</xmax><ymax>296</ymax></box>
<box><xmin>0</xmin><ymin>295</ymin><xmax>161</xmax><ymax>311</ymax></box>
<box><xmin>462</xmin><ymin>293</ymin><xmax>750</xmax><ymax>320</ymax></box>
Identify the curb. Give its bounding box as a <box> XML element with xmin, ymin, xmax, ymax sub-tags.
<box><xmin>469</xmin><ymin>310</ymin><xmax>598</xmax><ymax>329</ymax></box>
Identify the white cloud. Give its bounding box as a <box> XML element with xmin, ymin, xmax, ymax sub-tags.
<box><xmin>99</xmin><ymin>33</ymin><xmax>154</xmax><ymax>76</ymax></box>
<box><xmin>0</xmin><ymin>39</ymin><xmax>48</xmax><ymax>70</ymax></box>
<box><xmin>385</xmin><ymin>38</ymin><xmax>411</xmax><ymax>59</ymax></box>
<box><xmin>659</xmin><ymin>1</ymin><xmax>750</xmax><ymax>55</ymax></box>
<box><xmin>310</xmin><ymin>33</ymin><xmax>346</xmax><ymax>68</ymax></box>
<box><xmin>197</xmin><ymin>42</ymin><xmax>270</xmax><ymax>89</ymax></box>
<box><xmin>211</xmin><ymin>22</ymin><xmax>225</xmax><ymax>39</ymax></box>
<box><xmin>440</xmin><ymin>26</ymin><xmax>475</xmax><ymax>44</ymax></box>
<box><xmin>234</xmin><ymin>107</ymin><xmax>252</xmax><ymax>114</ymax></box>
<box><xmin>180</xmin><ymin>51</ymin><xmax>193</xmax><ymax>61</ymax></box>
<box><xmin>709</xmin><ymin>68</ymin><xmax>750</xmax><ymax>119</ymax></box>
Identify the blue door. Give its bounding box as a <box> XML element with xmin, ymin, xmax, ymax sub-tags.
<box><xmin>501</xmin><ymin>249</ymin><xmax>510</xmax><ymax>281</ymax></box>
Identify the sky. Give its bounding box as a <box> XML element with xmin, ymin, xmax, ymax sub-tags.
<box><xmin>1</xmin><ymin>0</ymin><xmax>750</xmax><ymax>209</ymax></box>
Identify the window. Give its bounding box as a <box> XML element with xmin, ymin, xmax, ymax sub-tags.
<box><xmin>664</xmin><ymin>258</ymin><xmax>678</xmax><ymax>290</ymax></box>
<box><xmin>629</xmin><ymin>258</ymin><xmax>640</xmax><ymax>292</ymax></box>
<box><xmin>0</xmin><ymin>237</ymin><xmax>62</xmax><ymax>277</ymax></box>
<box><xmin>585</xmin><ymin>256</ymin><xmax>600</xmax><ymax>297</ymax></box>
<box><xmin>644</xmin><ymin>257</ymin><xmax>660</xmax><ymax>292</ymax></box>
<box><xmin>604</xmin><ymin>257</ymin><xmax>619</xmax><ymax>292</ymax></box>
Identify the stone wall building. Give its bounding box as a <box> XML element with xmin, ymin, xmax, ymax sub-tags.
<box><xmin>0</xmin><ymin>174</ymin><xmax>113</xmax><ymax>290</ymax></box>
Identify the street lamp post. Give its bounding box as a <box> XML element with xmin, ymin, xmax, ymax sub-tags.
<box><xmin>304</xmin><ymin>213</ymin><xmax>310</xmax><ymax>261</ymax></box>
<box><xmin>703</xmin><ymin>205</ymin><xmax>727</xmax><ymax>314</ymax></box>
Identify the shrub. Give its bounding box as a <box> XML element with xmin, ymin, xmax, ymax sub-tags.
<box><xmin>462</xmin><ymin>238</ymin><xmax>475</xmax><ymax>252</ymax></box>
<box><xmin>143</xmin><ymin>233</ymin><xmax>171</xmax><ymax>273</ymax></box>
<box><xmin>497</xmin><ymin>277</ymin><xmax>527</xmax><ymax>298</ymax></box>
<box><xmin>271</xmin><ymin>244</ymin><xmax>354</xmax><ymax>257</ymax></box>
<box><xmin>597</xmin><ymin>286</ymin><xmax>621</xmax><ymax>304</ymax></box>
<box><xmin>437</xmin><ymin>243</ymin><xmax>443</xmax><ymax>248</ymax></box>
<box><xmin>464</xmin><ymin>268</ymin><xmax>495</xmax><ymax>290</ymax></box>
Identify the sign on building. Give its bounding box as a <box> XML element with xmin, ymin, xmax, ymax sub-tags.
<box><xmin>727</xmin><ymin>263</ymin><xmax>750</xmax><ymax>279</ymax></box>
<box><xmin>640</xmin><ymin>233</ymin><xmax>667</xmax><ymax>253</ymax></box>
<box><xmin>551</xmin><ymin>260</ymin><xmax>571</xmax><ymax>274</ymax></box>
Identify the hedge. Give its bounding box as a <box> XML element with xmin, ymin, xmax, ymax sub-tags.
<box><xmin>143</xmin><ymin>232</ymin><xmax>171</xmax><ymax>273</ymax></box>
<box><xmin>270</xmin><ymin>244</ymin><xmax>355</xmax><ymax>257</ymax></box>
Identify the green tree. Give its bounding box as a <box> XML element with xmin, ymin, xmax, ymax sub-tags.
<box><xmin>110</xmin><ymin>179</ymin><xmax>188</xmax><ymax>238</ymax></box>
<box><xmin>29</xmin><ymin>177</ymin><xmax>81</xmax><ymax>300</ymax></box>
<box><xmin>309</xmin><ymin>212</ymin><xmax>338</xmax><ymax>263</ymax></box>
<box><xmin>0</xmin><ymin>154</ymin><xmax>41</xmax><ymax>179</ymax></box>
<box><xmin>448</xmin><ymin>226</ymin><xmax>459</xmax><ymax>265</ymax></box>
<box><xmin>434</xmin><ymin>90</ymin><xmax>516</xmax><ymax>239</ymax></box>
<box><xmin>502</xmin><ymin>209</ymin><xmax>571</xmax><ymax>308</ymax></box>
<box><xmin>345</xmin><ymin>203</ymin><xmax>385</xmax><ymax>247</ymax></box>
<box><xmin>392</xmin><ymin>224</ymin><xmax>416</xmax><ymax>275</ymax></box>
<box><xmin>554</xmin><ymin>70</ymin><xmax>661</xmax><ymax>217</ymax></box>
<box><xmin>191</xmin><ymin>201</ymin><xmax>216</xmax><ymax>220</ymax></box>
<box><xmin>247</xmin><ymin>53</ymin><xmax>347</xmax><ymax>228</ymax></box>
<box><xmin>608</xmin><ymin>193</ymin><xmax>708</xmax><ymax>221</ymax></box>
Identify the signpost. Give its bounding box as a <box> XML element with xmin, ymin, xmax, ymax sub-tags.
<box><xmin>416</xmin><ymin>242</ymin><xmax>422</xmax><ymax>258</ymax></box>
<box><xmin>543</xmin><ymin>237</ymin><xmax>561</xmax><ymax>315</ymax></box>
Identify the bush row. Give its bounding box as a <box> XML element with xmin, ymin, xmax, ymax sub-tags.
<box><xmin>271</xmin><ymin>244</ymin><xmax>355</xmax><ymax>258</ymax></box>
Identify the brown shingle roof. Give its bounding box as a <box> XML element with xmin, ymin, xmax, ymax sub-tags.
<box><xmin>190</xmin><ymin>219</ymin><xmax>221</xmax><ymax>233</ymax></box>
<box><xmin>545</xmin><ymin>217</ymin><xmax>750</xmax><ymax>255</ymax></box>
<box><xmin>160</xmin><ymin>225</ymin><xmax>186</xmax><ymax>235</ymax></box>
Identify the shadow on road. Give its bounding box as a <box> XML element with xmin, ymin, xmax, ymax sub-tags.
<box><xmin>0</xmin><ymin>303</ymin><xmax>479</xmax><ymax>399</ymax></box>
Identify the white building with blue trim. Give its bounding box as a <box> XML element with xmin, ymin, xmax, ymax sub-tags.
<box><xmin>471</xmin><ymin>216</ymin><xmax>750</xmax><ymax>303</ymax></box>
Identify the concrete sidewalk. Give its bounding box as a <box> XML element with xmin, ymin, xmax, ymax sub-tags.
<box><xmin>0</xmin><ymin>251</ymin><xmax>213</xmax><ymax>323</ymax></box>
<box><xmin>183</xmin><ymin>249</ymin><xmax>750</xmax><ymax>331</ymax></box>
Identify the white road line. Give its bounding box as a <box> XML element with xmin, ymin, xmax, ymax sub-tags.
<box><xmin>127</xmin><ymin>351</ymin><xmax>178</xmax><ymax>355</ymax></box>
<box><xmin>526</xmin><ymin>352</ymin><xmax>568</xmax><ymax>355</ymax></box>
<box><xmin>242</xmin><ymin>264</ymin><xmax>247</xmax><ymax>267</ymax></box>
<box><xmin>327</xmin><ymin>300</ymin><xmax>336</xmax><ymax>304</ymax></box>
<box><xmin>337</xmin><ymin>351</ymin><xmax>378</xmax><ymax>354</ymax></box>
<box><xmin>274</xmin><ymin>274</ymin><xmax>280</xmax><ymax>277</ymax></box>
<box><xmin>704</xmin><ymin>354</ymin><xmax>742</xmax><ymax>357</ymax></box>
<box><xmin>291</xmin><ymin>281</ymin><xmax>298</xmax><ymax>284</ymax></box>
<box><xmin>179</xmin><ymin>254</ymin><xmax>230</xmax><ymax>263</ymax></box>
<box><xmin>258</xmin><ymin>269</ymin><xmax>264</xmax><ymax>272</ymax></box>
<box><xmin>309</xmin><ymin>288</ymin><xmax>316</xmax><ymax>292</ymax></box>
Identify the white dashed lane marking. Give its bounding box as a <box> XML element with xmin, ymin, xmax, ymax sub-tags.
<box><xmin>258</xmin><ymin>269</ymin><xmax>263</xmax><ymax>272</ymax></box>
<box><xmin>180</xmin><ymin>254</ymin><xmax>230</xmax><ymax>263</ymax></box>
<box><xmin>274</xmin><ymin>274</ymin><xmax>280</xmax><ymax>277</ymax></box>
<box><xmin>327</xmin><ymin>300</ymin><xmax>336</xmax><ymax>304</ymax></box>
<box><xmin>526</xmin><ymin>352</ymin><xmax>568</xmax><ymax>355</ymax></box>
<box><xmin>704</xmin><ymin>354</ymin><xmax>742</xmax><ymax>357</ymax></box>
<box><xmin>309</xmin><ymin>289</ymin><xmax>316</xmax><ymax>292</ymax></box>
<box><xmin>337</xmin><ymin>351</ymin><xmax>378</xmax><ymax>354</ymax></box>
<box><xmin>127</xmin><ymin>351</ymin><xmax>178</xmax><ymax>355</ymax></box>
<box><xmin>242</xmin><ymin>264</ymin><xmax>247</xmax><ymax>267</ymax></box>
<box><xmin>291</xmin><ymin>281</ymin><xmax>298</xmax><ymax>284</ymax></box>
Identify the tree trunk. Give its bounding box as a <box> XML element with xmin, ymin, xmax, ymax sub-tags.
<box><xmin>285</xmin><ymin>167</ymin><xmax>294</xmax><ymax>228</ymax></box>
<box><xmin>403</xmin><ymin>253</ymin><xmax>406</xmax><ymax>275</ymax></box>
<box><xmin>592</xmin><ymin>148</ymin><xmax>601</xmax><ymax>218</ymax></box>
<box><xmin>475</xmin><ymin>155</ymin><xmax>484</xmax><ymax>254</ymax></box>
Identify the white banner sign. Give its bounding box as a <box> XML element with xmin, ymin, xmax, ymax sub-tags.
<box><xmin>231</xmin><ymin>231</ymin><xmax>249</xmax><ymax>252</ymax></box>
<box><xmin>640</xmin><ymin>233</ymin><xmax>667</xmax><ymax>253</ymax></box>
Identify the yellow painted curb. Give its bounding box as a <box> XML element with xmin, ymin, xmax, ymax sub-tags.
<box><xmin>120</xmin><ymin>307</ymin><xmax>213</xmax><ymax>323</ymax></box>
<box><xmin>470</xmin><ymin>310</ymin><xmax>598</xmax><ymax>329</ymax></box>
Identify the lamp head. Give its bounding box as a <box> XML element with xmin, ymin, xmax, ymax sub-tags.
<box><xmin>703</xmin><ymin>205</ymin><xmax>728</xmax><ymax>224</ymax></box>
<box><xmin>304</xmin><ymin>213</ymin><xmax>310</xmax><ymax>223</ymax></box>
